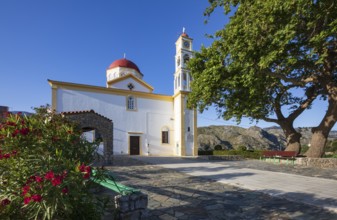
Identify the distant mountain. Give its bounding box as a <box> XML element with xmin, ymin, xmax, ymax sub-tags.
<box><xmin>197</xmin><ymin>125</ymin><xmax>337</xmax><ymax>151</ymax></box>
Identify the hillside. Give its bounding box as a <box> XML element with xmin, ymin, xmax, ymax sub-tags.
<box><xmin>197</xmin><ymin>125</ymin><xmax>336</xmax><ymax>151</ymax></box>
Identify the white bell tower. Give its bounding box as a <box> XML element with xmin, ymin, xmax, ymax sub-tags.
<box><xmin>173</xmin><ymin>29</ymin><xmax>197</xmax><ymax>156</ymax></box>
<box><xmin>174</xmin><ymin>28</ymin><xmax>193</xmax><ymax>94</ymax></box>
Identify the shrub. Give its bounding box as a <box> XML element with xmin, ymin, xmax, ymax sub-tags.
<box><xmin>0</xmin><ymin>106</ymin><xmax>108</xmax><ymax>219</ymax></box>
<box><xmin>300</xmin><ymin>145</ymin><xmax>309</xmax><ymax>154</ymax></box>
<box><xmin>198</xmin><ymin>150</ymin><xmax>213</xmax><ymax>155</ymax></box>
<box><xmin>236</xmin><ymin>145</ymin><xmax>247</xmax><ymax>151</ymax></box>
<box><xmin>213</xmin><ymin>149</ymin><xmax>263</xmax><ymax>159</ymax></box>
<box><xmin>214</xmin><ymin>145</ymin><xmax>222</xmax><ymax>150</ymax></box>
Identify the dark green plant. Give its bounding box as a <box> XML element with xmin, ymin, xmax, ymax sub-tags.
<box><xmin>213</xmin><ymin>149</ymin><xmax>263</xmax><ymax>159</ymax></box>
<box><xmin>0</xmin><ymin>106</ymin><xmax>108</xmax><ymax>219</ymax></box>
<box><xmin>214</xmin><ymin>145</ymin><xmax>222</xmax><ymax>150</ymax></box>
<box><xmin>198</xmin><ymin>150</ymin><xmax>213</xmax><ymax>155</ymax></box>
<box><xmin>300</xmin><ymin>145</ymin><xmax>310</xmax><ymax>155</ymax></box>
<box><xmin>188</xmin><ymin>0</ymin><xmax>337</xmax><ymax>157</ymax></box>
<box><xmin>236</xmin><ymin>145</ymin><xmax>247</xmax><ymax>151</ymax></box>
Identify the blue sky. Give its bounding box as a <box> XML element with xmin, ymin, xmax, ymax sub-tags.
<box><xmin>0</xmin><ymin>0</ymin><xmax>332</xmax><ymax>129</ymax></box>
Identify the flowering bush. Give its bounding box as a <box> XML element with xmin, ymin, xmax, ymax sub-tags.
<box><xmin>0</xmin><ymin>107</ymin><xmax>108</xmax><ymax>219</ymax></box>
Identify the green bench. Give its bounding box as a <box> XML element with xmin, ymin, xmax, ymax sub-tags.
<box><xmin>91</xmin><ymin>171</ymin><xmax>139</xmax><ymax>196</ymax></box>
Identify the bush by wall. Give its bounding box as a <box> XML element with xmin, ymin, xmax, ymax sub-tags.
<box><xmin>198</xmin><ymin>149</ymin><xmax>263</xmax><ymax>159</ymax></box>
<box><xmin>213</xmin><ymin>150</ymin><xmax>263</xmax><ymax>159</ymax></box>
<box><xmin>0</xmin><ymin>106</ymin><xmax>108</xmax><ymax>219</ymax></box>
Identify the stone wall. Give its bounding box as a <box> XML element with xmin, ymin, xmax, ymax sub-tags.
<box><xmin>98</xmin><ymin>185</ymin><xmax>148</xmax><ymax>220</ymax></box>
<box><xmin>295</xmin><ymin>158</ymin><xmax>337</xmax><ymax>169</ymax></box>
<box><xmin>63</xmin><ymin>110</ymin><xmax>113</xmax><ymax>164</ymax></box>
<box><xmin>115</xmin><ymin>192</ymin><xmax>148</xmax><ymax>220</ymax></box>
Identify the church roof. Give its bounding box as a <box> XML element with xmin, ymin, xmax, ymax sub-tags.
<box><xmin>108</xmin><ymin>58</ymin><xmax>141</xmax><ymax>73</ymax></box>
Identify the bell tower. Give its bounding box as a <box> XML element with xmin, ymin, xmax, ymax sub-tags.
<box><xmin>174</xmin><ymin>28</ymin><xmax>193</xmax><ymax>94</ymax></box>
<box><xmin>173</xmin><ymin>29</ymin><xmax>197</xmax><ymax>157</ymax></box>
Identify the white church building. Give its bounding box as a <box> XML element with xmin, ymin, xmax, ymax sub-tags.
<box><xmin>48</xmin><ymin>32</ymin><xmax>197</xmax><ymax>157</ymax></box>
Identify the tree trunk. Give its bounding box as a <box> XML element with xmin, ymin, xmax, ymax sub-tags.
<box><xmin>284</xmin><ymin>132</ymin><xmax>301</xmax><ymax>154</ymax></box>
<box><xmin>305</xmin><ymin>91</ymin><xmax>337</xmax><ymax>158</ymax></box>
<box><xmin>306</xmin><ymin>130</ymin><xmax>327</xmax><ymax>158</ymax></box>
<box><xmin>277</xmin><ymin>121</ymin><xmax>302</xmax><ymax>154</ymax></box>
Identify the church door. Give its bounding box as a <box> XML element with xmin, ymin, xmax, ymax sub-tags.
<box><xmin>130</xmin><ymin>136</ymin><xmax>140</xmax><ymax>155</ymax></box>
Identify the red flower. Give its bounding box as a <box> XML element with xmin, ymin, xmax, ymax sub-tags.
<box><xmin>1</xmin><ymin>198</ymin><xmax>10</xmax><ymax>206</ymax></box>
<box><xmin>22</xmin><ymin>185</ymin><xmax>30</xmax><ymax>196</ymax></box>
<box><xmin>6</xmin><ymin>121</ymin><xmax>16</xmax><ymax>126</ymax></box>
<box><xmin>31</xmin><ymin>194</ymin><xmax>42</xmax><ymax>202</ymax></box>
<box><xmin>62</xmin><ymin>187</ymin><xmax>69</xmax><ymax>195</ymax></box>
<box><xmin>11</xmin><ymin>150</ymin><xmax>17</xmax><ymax>156</ymax></box>
<box><xmin>35</xmin><ymin>175</ymin><xmax>43</xmax><ymax>183</ymax></box>
<box><xmin>85</xmin><ymin>166</ymin><xmax>91</xmax><ymax>173</ymax></box>
<box><xmin>51</xmin><ymin>175</ymin><xmax>62</xmax><ymax>186</ymax></box>
<box><xmin>12</xmin><ymin>129</ymin><xmax>20</xmax><ymax>137</ymax></box>
<box><xmin>78</xmin><ymin>163</ymin><xmax>86</xmax><ymax>172</ymax></box>
<box><xmin>83</xmin><ymin>172</ymin><xmax>90</xmax><ymax>179</ymax></box>
<box><xmin>24</xmin><ymin>197</ymin><xmax>31</xmax><ymax>205</ymax></box>
<box><xmin>45</xmin><ymin>171</ymin><xmax>54</xmax><ymax>180</ymax></box>
<box><xmin>19</xmin><ymin>128</ymin><xmax>30</xmax><ymax>135</ymax></box>
<box><xmin>3</xmin><ymin>153</ymin><xmax>10</xmax><ymax>159</ymax></box>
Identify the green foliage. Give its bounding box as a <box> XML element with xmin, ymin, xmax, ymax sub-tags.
<box><xmin>198</xmin><ymin>150</ymin><xmax>214</xmax><ymax>155</ymax></box>
<box><xmin>236</xmin><ymin>145</ymin><xmax>247</xmax><ymax>151</ymax></box>
<box><xmin>0</xmin><ymin>106</ymin><xmax>108</xmax><ymax>219</ymax></box>
<box><xmin>212</xmin><ymin>149</ymin><xmax>263</xmax><ymax>159</ymax></box>
<box><xmin>214</xmin><ymin>145</ymin><xmax>223</xmax><ymax>150</ymax></box>
<box><xmin>325</xmin><ymin>140</ymin><xmax>337</xmax><ymax>153</ymax></box>
<box><xmin>188</xmin><ymin>0</ymin><xmax>337</xmax><ymax>153</ymax></box>
<box><xmin>300</xmin><ymin>145</ymin><xmax>310</xmax><ymax>154</ymax></box>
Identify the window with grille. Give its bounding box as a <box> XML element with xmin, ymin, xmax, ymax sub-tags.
<box><xmin>162</xmin><ymin>131</ymin><xmax>169</xmax><ymax>144</ymax></box>
<box><xmin>127</xmin><ymin>96</ymin><xmax>136</xmax><ymax>110</ymax></box>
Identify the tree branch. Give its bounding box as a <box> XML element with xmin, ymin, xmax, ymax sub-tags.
<box><xmin>287</xmin><ymin>86</ymin><xmax>318</xmax><ymax>121</ymax></box>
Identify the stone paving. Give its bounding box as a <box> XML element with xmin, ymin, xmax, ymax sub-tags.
<box><xmin>105</xmin><ymin>156</ymin><xmax>337</xmax><ymax>220</ymax></box>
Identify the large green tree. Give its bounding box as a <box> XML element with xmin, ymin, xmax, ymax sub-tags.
<box><xmin>188</xmin><ymin>0</ymin><xmax>337</xmax><ymax>157</ymax></box>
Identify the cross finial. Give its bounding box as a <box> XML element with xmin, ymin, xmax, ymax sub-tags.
<box><xmin>182</xmin><ymin>27</ymin><xmax>185</xmax><ymax>33</ymax></box>
<box><xmin>123</xmin><ymin>53</ymin><xmax>126</xmax><ymax>59</ymax></box>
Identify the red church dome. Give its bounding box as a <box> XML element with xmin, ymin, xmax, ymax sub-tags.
<box><xmin>108</xmin><ymin>58</ymin><xmax>141</xmax><ymax>73</ymax></box>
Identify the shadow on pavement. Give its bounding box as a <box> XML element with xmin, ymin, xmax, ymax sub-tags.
<box><xmin>103</xmin><ymin>156</ymin><xmax>337</xmax><ymax>220</ymax></box>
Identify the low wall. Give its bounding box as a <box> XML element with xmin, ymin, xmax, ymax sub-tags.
<box><xmin>96</xmin><ymin>185</ymin><xmax>148</xmax><ymax>220</ymax></box>
<box><xmin>295</xmin><ymin>158</ymin><xmax>337</xmax><ymax>169</ymax></box>
<box><xmin>115</xmin><ymin>192</ymin><xmax>148</xmax><ymax>220</ymax></box>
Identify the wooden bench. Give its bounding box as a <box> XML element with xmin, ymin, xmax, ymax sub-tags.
<box><xmin>91</xmin><ymin>171</ymin><xmax>139</xmax><ymax>195</ymax></box>
<box><xmin>261</xmin><ymin>150</ymin><xmax>298</xmax><ymax>165</ymax></box>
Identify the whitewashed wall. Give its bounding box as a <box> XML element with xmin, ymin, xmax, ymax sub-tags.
<box><xmin>173</xmin><ymin>94</ymin><xmax>182</xmax><ymax>156</ymax></box>
<box><xmin>56</xmin><ymin>88</ymin><xmax>175</xmax><ymax>156</ymax></box>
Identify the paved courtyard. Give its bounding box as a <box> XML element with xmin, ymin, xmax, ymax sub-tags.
<box><xmin>105</xmin><ymin>156</ymin><xmax>337</xmax><ymax>220</ymax></box>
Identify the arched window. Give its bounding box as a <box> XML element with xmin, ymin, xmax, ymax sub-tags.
<box><xmin>161</xmin><ymin>127</ymin><xmax>169</xmax><ymax>144</ymax></box>
<box><xmin>127</xmin><ymin>96</ymin><xmax>136</xmax><ymax>110</ymax></box>
<box><xmin>183</xmin><ymin>72</ymin><xmax>187</xmax><ymax>88</ymax></box>
<box><xmin>183</xmin><ymin>54</ymin><xmax>190</xmax><ymax>64</ymax></box>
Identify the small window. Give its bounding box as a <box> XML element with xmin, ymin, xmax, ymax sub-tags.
<box><xmin>127</xmin><ymin>96</ymin><xmax>136</xmax><ymax>110</ymax></box>
<box><xmin>183</xmin><ymin>54</ymin><xmax>190</xmax><ymax>64</ymax></box>
<box><xmin>162</xmin><ymin>131</ymin><xmax>169</xmax><ymax>144</ymax></box>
